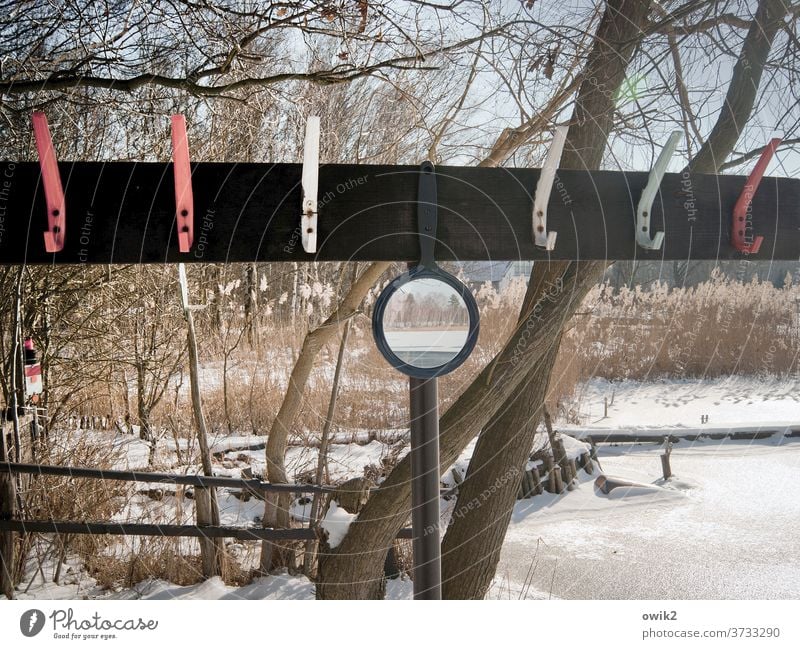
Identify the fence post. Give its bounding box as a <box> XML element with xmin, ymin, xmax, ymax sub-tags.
<box><xmin>530</xmin><ymin>465</ymin><xmax>543</xmax><ymax>495</ymax></box>
<box><xmin>581</xmin><ymin>451</ymin><xmax>595</xmax><ymax>475</ymax></box>
<box><xmin>0</xmin><ymin>469</ymin><xmax>17</xmax><ymax>599</ymax></box>
<box><xmin>195</xmin><ymin>487</ymin><xmax>224</xmax><ymax>578</ymax></box>
<box><xmin>567</xmin><ymin>458</ymin><xmax>578</xmax><ymax>490</ymax></box>
<box><xmin>522</xmin><ymin>471</ymin><xmax>535</xmax><ymax>498</ymax></box>
<box><xmin>660</xmin><ymin>436</ymin><xmax>673</xmax><ymax>480</ymax></box>
<box><xmin>553</xmin><ymin>465</ymin><xmax>564</xmax><ymax>494</ymax></box>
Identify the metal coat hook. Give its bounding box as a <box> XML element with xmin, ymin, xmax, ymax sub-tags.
<box><xmin>301</xmin><ymin>115</ymin><xmax>320</xmax><ymax>253</ymax></box>
<box><xmin>171</xmin><ymin>115</ymin><xmax>194</xmax><ymax>253</ymax></box>
<box><xmin>33</xmin><ymin>112</ymin><xmax>66</xmax><ymax>253</ymax></box>
<box><xmin>636</xmin><ymin>130</ymin><xmax>681</xmax><ymax>251</ymax></box>
<box><xmin>731</xmin><ymin>137</ymin><xmax>781</xmax><ymax>255</ymax></box>
<box><xmin>532</xmin><ymin>125</ymin><xmax>568</xmax><ymax>250</ymax></box>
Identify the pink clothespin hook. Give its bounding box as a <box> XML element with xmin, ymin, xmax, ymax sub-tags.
<box><xmin>33</xmin><ymin>112</ymin><xmax>66</xmax><ymax>253</ymax></box>
<box><xmin>171</xmin><ymin>115</ymin><xmax>194</xmax><ymax>253</ymax></box>
<box><xmin>731</xmin><ymin>138</ymin><xmax>781</xmax><ymax>254</ymax></box>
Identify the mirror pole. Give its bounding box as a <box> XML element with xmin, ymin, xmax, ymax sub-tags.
<box><xmin>409</xmin><ymin>376</ymin><xmax>442</xmax><ymax>599</ymax></box>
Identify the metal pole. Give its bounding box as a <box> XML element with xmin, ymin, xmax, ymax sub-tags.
<box><xmin>409</xmin><ymin>376</ymin><xmax>441</xmax><ymax>599</ymax></box>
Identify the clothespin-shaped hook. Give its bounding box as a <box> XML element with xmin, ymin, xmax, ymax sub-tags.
<box><xmin>33</xmin><ymin>112</ymin><xmax>66</xmax><ymax>253</ymax></box>
<box><xmin>301</xmin><ymin>116</ymin><xmax>320</xmax><ymax>254</ymax></box>
<box><xmin>171</xmin><ymin>115</ymin><xmax>194</xmax><ymax>253</ymax></box>
<box><xmin>636</xmin><ymin>131</ymin><xmax>681</xmax><ymax>251</ymax></box>
<box><xmin>731</xmin><ymin>137</ymin><xmax>781</xmax><ymax>255</ymax></box>
<box><xmin>532</xmin><ymin>125</ymin><xmax>568</xmax><ymax>251</ymax></box>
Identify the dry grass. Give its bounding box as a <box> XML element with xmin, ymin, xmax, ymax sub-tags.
<box><xmin>56</xmin><ymin>271</ymin><xmax>799</xmax><ymax>441</ymax></box>
<box><xmin>548</xmin><ymin>271</ymin><xmax>800</xmax><ymax>413</ymax></box>
<box><xmin>26</xmin><ymin>272</ymin><xmax>799</xmax><ymax>589</ymax></box>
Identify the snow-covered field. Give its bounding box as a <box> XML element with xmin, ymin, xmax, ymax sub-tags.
<box><xmin>499</xmin><ymin>436</ymin><xmax>800</xmax><ymax>599</ymax></box>
<box><xmin>5</xmin><ymin>376</ymin><xmax>799</xmax><ymax>600</ymax></box>
<box><xmin>490</xmin><ymin>376</ymin><xmax>800</xmax><ymax>599</ymax></box>
<box><xmin>566</xmin><ymin>376</ymin><xmax>800</xmax><ymax>430</ymax></box>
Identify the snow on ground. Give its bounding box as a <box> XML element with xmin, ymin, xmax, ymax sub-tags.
<box><xmin>10</xmin><ymin>435</ymin><xmax>800</xmax><ymax>600</ymax></box>
<box><xmin>7</xmin><ymin>548</ymin><xmax>417</xmax><ymax>600</ymax></box>
<box><xmin>567</xmin><ymin>376</ymin><xmax>800</xmax><ymax>429</ymax></box>
<box><xmin>229</xmin><ymin>439</ymin><xmax>399</xmax><ymax>483</ymax></box>
<box><xmin>9</xmin><ymin>376</ymin><xmax>800</xmax><ymax>600</ymax></box>
<box><xmin>112</xmin><ymin>574</ymin><xmax>317</xmax><ymax>600</ymax></box>
<box><xmin>499</xmin><ymin>435</ymin><xmax>800</xmax><ymax>599</ymax></box>
<box><xmin>6</xmin><ymin>549</ymin><xmax>108</xmax><ymax>600</ymax></box>
<box><xmin>8</xmin><ymin>557</ymin><xmax>540</xmax><ymax>601</ymax></box>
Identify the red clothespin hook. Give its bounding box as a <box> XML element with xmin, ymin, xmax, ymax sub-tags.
<box><xmin>171</xmin><ymin>115</ymin><xmax>194</xmax><ymax>253</ymax></box>
<box><xmin>731</xmin><ymin>138</ymin><xmax>781</xmax><ymax>254</ymax></box>
<box><xmin>33</xmin><ymin>112</ymin><xmax>66</xmax><ymax>252</ymax></box>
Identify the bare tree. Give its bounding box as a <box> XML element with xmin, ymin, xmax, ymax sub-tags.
<box><xmin>439</xmin><ymin>0</ymin><xmax>656</xmax><ymax>597</ymax></box>
<box><xmin>178</xmin><ymin>264</ymin><xmax>226</xmax><ymax>578</ymax></box>
<box><xmin>259</xmin><ymin>261</ymin><xmax>390</xmax><ymax>571</ymax></box>
<box><xmin>0</xmin><ymin>2</ymin><xmax>515</xmax><ymax>102</ymax></box>
<box><xmin>1</xmin><ymin>0</ymin><xmax>798</xmax><ymax>598</ymax></box>
<box><xmin>316</xmin><ymin>0</ymin><xmax>800</xmax><ymax>598</ymax></box>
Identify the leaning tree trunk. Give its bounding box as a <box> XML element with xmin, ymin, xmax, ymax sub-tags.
<box><xmin>316</xmin><ymin>260</ymin><xmax>605</xmax><ymax>598</ymax></box>
<box><xmin>316</xmin><ymin>0</ymin><xmax>652</xmax><ymax>600</ymax></box>
<box><xmin>687</xmin><ymin>0</ymin><xmax>789</xmax><ymax>175</ymax></box>
<box><xmin>303</xmin><ymin>271</ymin><xmax>356</xmax><ymax>576</ymax></box>
<box><xmin>438</xmin><ymin>0</ymin><xmax>789</xmax><ymax>600</ymax></box>
<box><xmin>439</xmin><ymin>0</ymin><xmax>654</xmax><ymax>599</ymax></box>
<box><xmin>181</xmin><ymin>265</ymin><xmax>226</xmax><ymax>579</ymax></box>
<box><xmin>260</xmin><ymin>261</ymin><xmax>390</xmax><ymax>572</ymax></box>
<box><xmin>440</xmin><ymin>266</ymin><xmax>569</xmax><ymax>598</ymax></box>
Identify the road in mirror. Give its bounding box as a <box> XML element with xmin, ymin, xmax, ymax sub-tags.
<box><xmin>381</xmin><ymin>277</ymin><xmax>470</xmax><ymax>369</ymax></box>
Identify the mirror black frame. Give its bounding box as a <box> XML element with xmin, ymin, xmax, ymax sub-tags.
<box><xmin>372</xmin><ymin>265</ymin><xmax>480</xmax><ymax>378</ymax></box>
<box><xmin>372</xmin><ymin>161</ymin><xmax>480</xmax><ymax>378</ymax></box>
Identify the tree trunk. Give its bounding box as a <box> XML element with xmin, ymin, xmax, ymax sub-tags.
<box><xmin>435</xmin><ymin>0</ymin><xmax>657</xmax><ymax>599</ymax></box>
<box><xmin>260</xmin><ymin>261</ymin><xmax>389</xmax><ymax>572</ymax></box>
<box><xmin>688</xmin><ymin>0</ymin><xmax>790</xmax><ymax>174</ymax></box>
<box><xmin>436</xmin><ymin>0</ymin><xmax>787</xmax><ymax>600</ymax></box>
<box><xmin>180</xmin><ymin>265</ymin><xmax>225</xmax><ymax>578</ymax></box>
<box><xmin>1</xmin><ymin>268</ymin><xmax>25</xmax><ymax>598</ymax></box>
<box><xmin>0</xmin><ymin>466</ymin><xmax>16</xmax><ymax>599</ymax></box>
<box><xmin>441</xmin><ymin>343</ymin><xmax>560</xmax><ymax>598</ymax></box>
<box><xmin>303</xmin><ymin>302</ymin><xmax>353</xmax><ymax>575</ymax></box>
<box><xmin>315</xmin><ymin>260</ymin><xmax>604</xmax><ymax>598</ymax></box>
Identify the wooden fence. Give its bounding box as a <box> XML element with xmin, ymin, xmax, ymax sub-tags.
<box><xmin>0</xmin><ymin>460</ymin><xmax>412</xmax><ymax>598</ymax></box>
<box><xmin>1</xmin><ymin>434</ymin><xmax>599</xmax><ymax>598</ymax></box>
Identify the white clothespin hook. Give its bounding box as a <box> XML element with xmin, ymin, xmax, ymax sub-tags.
<box><xmin>301</xmin><ymin>115</ymin><xmax>320</xmax><ymax>254</ymax></box>
<box><xmin>636</xmin><ymin>131</ymin><xmax>681</xmax><ymax>251</ymax></box>
<box><xmin>532</xmin><ymin>125</ymin><xmax>568</xmax><ymax>250</ymax></box>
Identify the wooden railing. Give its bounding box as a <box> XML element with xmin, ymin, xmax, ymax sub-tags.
<box><xmin>0</xmin><ymin>461</ymin><xmax>412</xmax><ymax>598</ymax></box>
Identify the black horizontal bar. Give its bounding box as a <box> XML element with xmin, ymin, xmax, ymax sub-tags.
<box><xmin>0</xmin><ymin>161</ymin><xmax>798</xmax><ymax>262</ymax></box>
<box><xmin>0</xmin><ymin>519</ymin><xmax>314</xmax><ymax>540</ymax></box>
<box><xmin>568</xmin><ymin>427</ymin><xmax>800</xmax><ymax>443</ymax></box>
<box><xmin>0</xmin><ymin>461</ymin><xmax>338</xmax><ymax>494</ymax></box>
<box><xmin>0</xmin><ymin>519</ymin><xmax>415</xmax><ymax>540</ymax></box>
<box><xmin>0</xmin><ymin>462</ymin><xmax>451</xmax><ymax>496</ymax></box>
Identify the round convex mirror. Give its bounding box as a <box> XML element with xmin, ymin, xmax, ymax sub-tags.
<box><xmin>372</xmin><ymin>267</ymin><xmax>479</xmax><ymax>378</ymax></box>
